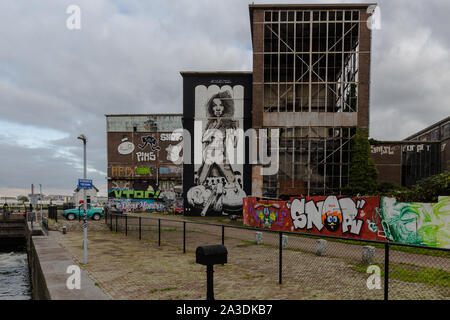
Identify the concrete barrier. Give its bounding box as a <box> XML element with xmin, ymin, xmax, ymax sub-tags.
<box><xmin>316</xmin><ymin>239</ymin><xmax>327</xmax><ymax>256</ymax></box>
<box><xmin>282</xmin><ymin>235</ymin><xmax>288</xmax><ymax>248</ymax></box>
<box><xmin>362</xmin><ymin>246</ymin><xmax>375</xmax><ymax>264</ymax></box>
<box><xmin>255</xmin><ymin>232</ymin><xmax>263</xmax><ymax>244</ymax></box>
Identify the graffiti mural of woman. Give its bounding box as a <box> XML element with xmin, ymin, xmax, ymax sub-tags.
<box><xmin>188</xmin><ymin>88</ymin><xmax>246</xmax><ymax>216</ymax></box>
<box><xmin>197</xmin><ymin>90</ymin><xmax>237</xmax><ymax>184</ymax></box>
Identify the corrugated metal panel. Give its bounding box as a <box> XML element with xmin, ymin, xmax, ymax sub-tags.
<box><xmin>106</xmin><ymin>115</ymin><xmax>183</xmax><ymax>132</ymax></box>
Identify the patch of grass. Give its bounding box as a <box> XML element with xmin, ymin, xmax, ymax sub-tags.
<box><xmin>149</xmin><ymin>287</ymin><xmax>177</xmax><ymax>294</ymax></box>
<box><xmin>242</xmin><ymin>273</ymin><xmax>265</xmax><ymax>279</ymax></box>
<box><xmin>350</xmin><ymin>262</ymin><xmax>450</xmax><ymax>287</ymax></box>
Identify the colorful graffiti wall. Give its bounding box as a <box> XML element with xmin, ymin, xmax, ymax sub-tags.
<box><xmin>243</xmin><ymin>196</ymin><xmax>450</xmax><ymax>248</ymax></box>
<box><xmin>111</xmin><ymin>199</ymin><xmax>166</xmax><ymax>213</ymax></box>
<box><xmin>380</xmin><ymin>196</ymin><xmax>449</xmax><ymax>248</ymax></box>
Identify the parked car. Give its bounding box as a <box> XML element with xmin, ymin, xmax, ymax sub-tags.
<box><xmin>62</xmin><ymin>204</ymin><xmax>104</xmax><ymax>221</ymax></box>
<box><xmin>174</xmin><ymin>206</ymin><xmax>183</xmax><ymax>214</ymax></box>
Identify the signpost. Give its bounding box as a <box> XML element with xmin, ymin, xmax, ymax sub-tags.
<box><xmin>77</xmin><ymin>134</ymin><xmax>88</xmax><ymax>265</ymax></box>
<box><xmin>78</xmin><ymin>179</ymin><xmax>93</xmax><ymax>189</ymax></box>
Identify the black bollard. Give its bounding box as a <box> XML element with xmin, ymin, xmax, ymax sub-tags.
<box><xmin>196</xmin><ymin>245</ymin><xmax>227</xmax><ymax>301</ymax></box>
<box><xmin>206</xmin><ymin>265</ymin><xmax>214</xmax><ymax>301</ymax></box>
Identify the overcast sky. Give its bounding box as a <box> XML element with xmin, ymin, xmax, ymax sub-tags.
<box><xmin>0</xmin><ymin>0</ymin><xmax>449</xmax><ymax>197</ymax></box>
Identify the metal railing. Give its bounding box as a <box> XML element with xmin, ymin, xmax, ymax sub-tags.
<box><xmin>105</xmin><ymin>212</ymin><xmax>450</xmax><ymax>300</ymax></box>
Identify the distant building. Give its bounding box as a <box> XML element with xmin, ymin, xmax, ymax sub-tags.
<box><xmin>45</xmin><ymin>195</ymin><xmax>73</xmax><ymax>203</ymax></box>
<box><xmin>404</xmin><ymin>116</ymin><xmax>450</xmax><ymax>172</ymax></box>
<box><xmin>371</xmin><ymin>116</ymin><xmax>449</xmax><ymax>187</ymax></box>
<box><xmin>105</xmin><ymin>114</ymin><xmax>183</xmax><ymax>212</ymax></box>
<box><xmin>73</xmin><ymin>185</ymin><xmax>99</xmax><ymax>206</ymax></box>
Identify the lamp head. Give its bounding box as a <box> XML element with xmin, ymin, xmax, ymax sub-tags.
<box><xmin>77</xmin><ymin>134</ymin><xmax>87</xmax><ymax>143</ymax></box>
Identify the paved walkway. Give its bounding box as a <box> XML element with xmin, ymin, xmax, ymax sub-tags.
<box><xmin>53</xmin><ymin>221</ymin><xmax>449</xmax><ymax>300</ymax></box>
<box><xmin>32</xmin><ymin>230</ymin><xmax>109</xmax><ymax>300</ymax></box>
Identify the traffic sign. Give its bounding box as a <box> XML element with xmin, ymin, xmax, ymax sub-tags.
<box><xmin>78</xmin><ymin>179</ymin><xmax>93</xmax><ymax>189</ymax></box>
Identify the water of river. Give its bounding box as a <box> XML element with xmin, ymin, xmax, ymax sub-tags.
<box><xmin>0</xmin><ymin>250</ymin><xmax>32</xmax><ymax>300</ymax></box>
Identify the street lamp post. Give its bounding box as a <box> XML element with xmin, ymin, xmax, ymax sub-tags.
<box><xmin>77</xmin><ymin>134</ymin><xmax>88</xmax><ymax>264</ymax></box>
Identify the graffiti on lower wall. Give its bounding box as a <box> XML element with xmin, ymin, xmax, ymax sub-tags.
<box><xmin>380</xmin><ymin>196</ymin><xmax>450</xmax><ymax>248</ymax></box>
<box><xmin>243</xmin><ymin>196</ymin><xmax>450</xmax><ymax>248</ymax></box>
<box><xmin>244</xmin><ymin>196</ymin><xmax>385</xmax><ymax>242</ymax></box>
<box><xmin>112</xmin><ymin>199</ymin><xmax>166</xmax><ymax>212</ymax></box>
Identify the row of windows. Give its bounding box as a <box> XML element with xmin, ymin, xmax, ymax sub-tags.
<box><xmin>263</xmin><ymin>82</ymin><xmax>358</xmax><ymax>112</ymax></box>
<box><xmin>264</xmin><ymin>10</ymin><xmax>360</xmax><ymax>23</ymax></box>
<box><xmin>263</xmin><ymin>22</ymin><xmax>360</xmax><ymax>53</ymax></box>
<box><xmin>262</xmin><ymin>127</ymin><xmax>356</xmax><ymax>195</ymax></box>
<box><xmin>415</xmin><ymin>122</ymin><xmax>450</xmax><ymax>142</ymax></box>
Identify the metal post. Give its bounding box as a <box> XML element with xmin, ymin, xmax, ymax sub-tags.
<box><xmin>279</xmin><ymin>232</ymin><xmax>283</xmax><ymax>285</ymax></box>
<box><xmin>139</xmin><ymin>217</ymin><xmax>142</xmax><ymax>240</ymax></box>
<box><xmin>125</xmin><ymin>215</ymin><xmax>128</xmax><ymax>236</ymax></box>
<box><xmin>110</xmin><ymin>213</ymin><xmax>112</xmax><ymax>231</ymax></box>
<box><xmin>183</xmin><ymin>221</ymin><xmax>186</xmax><ymax>254</ymax></box>
<box><xmin>115</xmin><ymin>215</ymin><xmax>118</xmax><ymax>232</ymax></box>
<box><xmin>77</xmin><ymin>134</ymin><xmax>88</xmax><ymax>265</ymax></box>
<box><xmin>158</xmin><ymin>219</ymin><xmax>161</xmax><ymax>246</ymax></box>
<box><xmin>222</xmin><ymin>225</ymin><xmax>225</xmax><ymax>245</ymax></box>
<box><xmin>384</xmin><ymin>243</ymin><xmax>389</xmax><ymax>300</ymax></box>
<box><xmin>206</xmin><ymin>265</ymin><xmax>214</xmax><ymax>301</ymax></box>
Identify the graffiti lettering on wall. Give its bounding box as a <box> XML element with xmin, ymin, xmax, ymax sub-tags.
<box><xmin>402</xmin><ymin>144</ymin><xmax>431</xmax><ymax>152</ymax></box>
<box><xmin>110</xmin><ymin>166</ymin><xmax>155</xmax><ymax>177</ymax></box>
<box><xmin>160</xmin><ymin>133</ymin><xmax>182</xmax><ymax>141</ymax></box>
<box><xmin>111</xmin><ymin>190</ymin><xmax>161</xmax><ymax>199</ymax></box>
<box><xmin>112</xmin><ymin>199</ymin><xmax>166</xmax><ymax>212</ymax></box>
<box><xmin>244</xmin><ymin>196</ymin><xmax>382</xmax><ymax>241</ymax></box>
<box><xmin>370</xmin><ymin>145</ymin><xmax>395</xmax><ymax>155</ymax></box>
<box><xmin>108</xmin><ymin>180</ymin><xmax>161</xmax><ymax>199</ymax></box>
<box><xmin>288</xmin><ymin>196</ymin><xmax>366</xmax><ymax>235</ymax></box>
<box><xmin>111</xmin><ymin>166</ymin><xmax>134</xmax><ymax>177</ymax></box>
<box><xmin>243</xmin><ymin>196</ymin><xmax>450</xmax><ymax>248</ymax></box>
<box><xmin>136</xmin><ymin>152</ymin><xmax>156</xmax><ymax>162</ymax></box>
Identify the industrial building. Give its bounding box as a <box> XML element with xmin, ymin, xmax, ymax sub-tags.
<box><xmin>371</xmin><ymin>116</ymin><xmax>450</xmax><ymax>187</ymax></box>
<box><xmin>105</xmin><ymin>3</ymin><xmax>447</xmax><ymax>214</ymax></box>
<box><xmin>105</xmin><ymin>114</ymin><xmax>183</xmax><ymax>212</ymax></box>
<box><xmin>248</xmin><ymin>3</ymin><xmax>374</xmax><ymax>198</ymax></box>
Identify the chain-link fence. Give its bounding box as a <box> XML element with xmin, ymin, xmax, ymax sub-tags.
<box><xmin>105</xmin><ymin>213</ymin><xmax>450</xmax><ymax>300</ymax></box>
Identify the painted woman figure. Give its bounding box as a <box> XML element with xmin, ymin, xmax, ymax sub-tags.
<box><xmin>197</xmin><ymin>90</ymin><xmax>238</xmax><ymax>185</ymax></box>
<box><xmin>187</xmin><ymin>89</ymin><xmax>246</xmax><ymax>216</ymax></box>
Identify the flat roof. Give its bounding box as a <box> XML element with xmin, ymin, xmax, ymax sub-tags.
<box><xmin>249</xmin><ymin>3</ymin><xmax>377</xmax><ymax>40</ymax></box>
<box><xmin>180</xmin><ymin>71</ymin><xmax>252</xmax><ymax>76</ymax></box>
<box><xmin>404</xmin><ymin>116</ymin><xmax>450</xmax><ymax>141</ymax></box>
<box><xmin>370</xmin><ymin>140</ymin><xmax>440</xmax><ymax>145</ymax></box>
<box><xmin>105</xmin><ymin>114</ymin><xmax>183</xmax><ymax>117</ymax></box>
<box><xmin>249</xmin><ymin>3</ymin><xmax>377</xmax><ymax>9</ymax></box>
